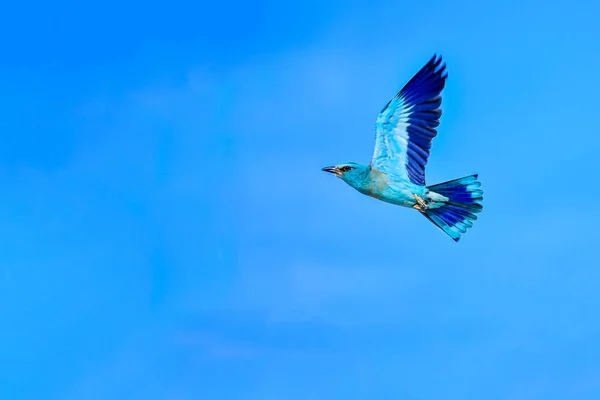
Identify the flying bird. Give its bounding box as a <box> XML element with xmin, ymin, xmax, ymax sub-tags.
<box><xmin>322</xmin><ymin>55</ymin><xmax>483</xmax><ymax>241</ymax></box>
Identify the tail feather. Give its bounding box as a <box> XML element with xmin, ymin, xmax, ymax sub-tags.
<box><xmin>423</xmin><ymin>174</ymin><xmax>483</xmax><ymax>242</ymax></box>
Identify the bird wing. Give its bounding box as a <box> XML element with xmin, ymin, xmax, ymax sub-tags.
<box><xmin>371</xmin><ymin>55</ymin><xmax>447</xmax><ymax>186</ymax></box>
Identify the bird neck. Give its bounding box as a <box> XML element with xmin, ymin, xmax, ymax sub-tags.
<box><xmin>341</xmin><ymin>164</ymin><xmax>372</xmax><ymax>190</ymax></box>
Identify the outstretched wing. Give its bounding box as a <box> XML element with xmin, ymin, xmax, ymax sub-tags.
<box><xmin>371</xmin><ymin>55</ymin><xmax>447</xmax><ymax>186</ymax></box>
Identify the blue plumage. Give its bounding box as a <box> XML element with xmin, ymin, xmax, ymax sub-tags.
<box><xmin>423</xmin><ymin>175</ymin><xmax>483</xmax><ymax>241</ymax></box>
<box><xmin>322</xmin><ymin>55</ymin><xmax>484</xmax><ymax>242</ymax></box>
<box><xmin>373</xmin><ymin>55</ymin><xmax>447</xmax><ymax>186</ymax></box>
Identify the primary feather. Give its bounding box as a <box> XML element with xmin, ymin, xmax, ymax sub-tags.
<box><xmin>372</xmin><ymin>55</ymin><xmax>447</xmax><ymax>186</ymax></box>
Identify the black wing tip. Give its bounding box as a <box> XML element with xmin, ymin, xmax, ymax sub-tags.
<box><xmin>429</xmin><ymin>53</ymin><xmax>447</xmax><ymax>77</ymax></box>
<box><xmin>391</xmin><ymin>54</ymin><xmax>447</xmax><ymax>102</ymax></box>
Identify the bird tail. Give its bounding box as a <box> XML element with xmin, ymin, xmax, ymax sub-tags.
<box><xmin>422</xmin><ymin>174</ymin><xmax>483</xmax><ymax>242</ymax></box>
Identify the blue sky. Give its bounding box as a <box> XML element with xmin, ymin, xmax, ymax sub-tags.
<box><xmin>1</xmin><ymin>0</ymin><xmax>600</xmax><ymax>398</ymax></box>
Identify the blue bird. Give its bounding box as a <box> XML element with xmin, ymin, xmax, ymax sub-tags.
<box><xmin>322</xmin><ymin>55</ymin><xmax>483</xmax><ymax>242</ymax></box>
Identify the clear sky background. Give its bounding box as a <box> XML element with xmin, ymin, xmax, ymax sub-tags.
<box><xmin>1</xmin><ymin>0</ymin><xmax>599</xmax><ymax>399</ymax></box>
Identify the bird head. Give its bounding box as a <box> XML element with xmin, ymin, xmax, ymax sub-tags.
<box><xmin>321</xmin><ymin>162</ymin><xmax>369</xmax><ymax>185</ymax></box>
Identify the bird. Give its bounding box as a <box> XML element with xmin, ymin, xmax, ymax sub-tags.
<box><xmin>322</xmin><ymin>55</ymin><xmax>483</xmax><ymax>242</ymax></box>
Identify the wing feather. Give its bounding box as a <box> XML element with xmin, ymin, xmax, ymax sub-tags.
<box><xmin>371</xmin><ymin>55</ymin><xmax>447</xmax><ymax>185</ymax></box>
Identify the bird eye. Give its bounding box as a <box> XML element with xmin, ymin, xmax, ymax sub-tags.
<box><xmin>339</xmin><ymin>166</ymin><xmax>353</xmax><ymax>172</ymax></box>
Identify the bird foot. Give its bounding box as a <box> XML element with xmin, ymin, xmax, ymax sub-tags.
<box><xmin>413</xmin><ymin>194</ymin><xmax>427</xmax><ymax>211</ymax></box>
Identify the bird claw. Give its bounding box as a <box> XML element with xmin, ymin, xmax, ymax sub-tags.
<box><xmin>413</xmin><ymin>194</ymin><xmax>427</xmax><ymax>211</ymax></box>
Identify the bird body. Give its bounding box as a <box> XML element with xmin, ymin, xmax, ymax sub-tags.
<box><xmin>331</xmin><ymin>163</ymin><xmax>427</xmax><ymax>207</ymax></box>
<box><xmin>322</xmin><ymin>55</ymin><xmax>483</xmax><ymax>242</ymax></box>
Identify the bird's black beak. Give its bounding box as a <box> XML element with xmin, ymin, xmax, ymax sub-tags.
<box><xmin>321</xmin><ymin>166</ymin><xmax>340</xmax><ymax>176</ymax></box>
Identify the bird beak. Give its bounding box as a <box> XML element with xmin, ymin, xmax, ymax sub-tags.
<box><xmin>321</xmin><ymin>166</ymin><xmax>341</xmax><ymax>176</ymax></box>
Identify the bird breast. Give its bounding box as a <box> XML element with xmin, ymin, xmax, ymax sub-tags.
<box><xmin>365</xmin><ymin>169</ymin><xmax>389</xmax><ymax>198</ymax></box>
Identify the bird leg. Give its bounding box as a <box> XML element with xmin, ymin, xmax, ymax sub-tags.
<box><xmin>413</xmin><ymin>194</ymin><xmax>427</xmax><ymax>211</ymax></box>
